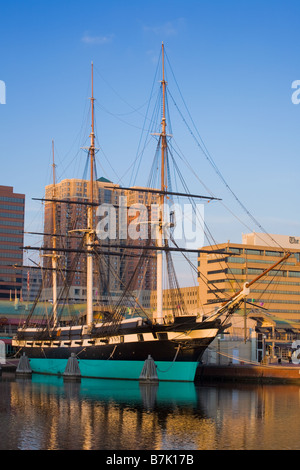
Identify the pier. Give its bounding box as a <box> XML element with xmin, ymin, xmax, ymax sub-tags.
<box><xmin>0</xmin><ymin>359</ymin><xmax>18</xmax><ymax>373</ymax></box>
<box><xmin>196</xmin><ymin>363</ymin><xmax>300</xmax><ymax>384</ymax></box>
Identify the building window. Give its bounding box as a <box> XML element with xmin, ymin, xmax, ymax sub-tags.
<box><xmin>227</xmin><ymin>257</ymin><xmax>245</xmax><ymax>263</ymax></box>
<box><xmin>0</xmin><ymin>212</ymin><xmax>23</xmax><ymax>219</ymax></box>
<box><xmin>247</xmin><ymin>268</ymin><xmax>264</xmax><ymax>275</ymax></box>
<box><xmin>0</xmin><ymin>197</ymin><xmax>24</xmax><ymax>203</ymax></box>
<box><xmin>228</xmin><ymin>247</ymin><xmax>242</xmax><ymax>254</ymax></box>
<box><xmin>289</xmin><ymin>271</ymin><xmax>300</xmax><ymax>278</ymax></box>
<box><xmin>0</xmin><ymin>220</ymin><xmax>23</xmax><ymax>227</ymax></box>
<box><xmin>0</xmin><ymin>244</ymin><xmax>23</xmax><ymax>250</ymax></box>
<box><xmin>228</xmin><ymin>268</ymin><xmax>243</xmax><ymax>275</ymax></box>
<box><xmin>265</xmin><ymin>250</ymin><xmax>283</xmax><ymax>257</ymax></box>
<box><xmin>244</xmin><ymin>249</ymin><xmax>263</xmax><ymax>256</ymax></box>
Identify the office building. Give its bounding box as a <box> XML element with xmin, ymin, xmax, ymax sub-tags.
<box><xmin>124</xmin><ymin>187</ymin><xmax>158</xmax><ymax>292</ymax></box>
<box><xmin>42</xmin><ymin>177</ymin><xmax>123</xmax><ymax>302</ymax></box>
<box><xmin>0</xmin><ymin>186</ymin><xmax>25</xmax><ymax>299</ymax></box>
<box><xmin>148</xmin><ymin>285</ymin><xmax>199</xmax><ymax>319</ymax></box>
<box><xmin>42</xmin><ymin>178</ymin><xmax>158</xmax><ymax>303</ymax></box>
<box><xmin>198</xmin><ymin>233</ymin><xmax>300</xmax><ymax>322</ymax></box>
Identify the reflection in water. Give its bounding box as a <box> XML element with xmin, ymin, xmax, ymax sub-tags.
<box><xmin>1</xmin><ymin>373</ymin><xmax>300</xmax><ymax>450</ymax></box>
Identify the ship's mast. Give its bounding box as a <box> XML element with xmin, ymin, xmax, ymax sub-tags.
<box><xmin>156</xmin><ymin>42</ymin><xmax>167</xmax><ymax>324</ymax></box>
<box><xmin>51</xmin><ymin>139</ymin><xmax>58</xmax><ymax>326</ymax></box>
<box><xmin>86</xmin><ymin>62</ymin><xmax>95</xmax><ymax>325</ymax></box>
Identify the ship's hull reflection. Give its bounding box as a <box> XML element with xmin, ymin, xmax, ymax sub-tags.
<box><xmin>3</xmin><ymin>374</ymin><xmax>300</xmax><ymax>450</ymax></box>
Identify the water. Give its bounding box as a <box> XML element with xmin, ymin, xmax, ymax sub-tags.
<box><xmin>1</xmin><ymin>372</ymin><xmax>300</xmax><ymax>451</ymax></box>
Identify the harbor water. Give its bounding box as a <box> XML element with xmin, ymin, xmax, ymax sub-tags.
<box><xmin>1</xmin><ymin>372</ymin><xmax>300</xmax><ymax>451</ymax></box>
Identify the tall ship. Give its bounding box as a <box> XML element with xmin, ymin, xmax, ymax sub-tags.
<box><xmin>12</xmin><ymin>45</ymin><xmax>290</xmax><ymax>381</ymax></box>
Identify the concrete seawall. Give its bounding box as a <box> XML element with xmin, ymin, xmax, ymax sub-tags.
<box><xmin>196</xmin><ymin>364</ymin><xmax>300</xmax><ymax>384</ymax></box>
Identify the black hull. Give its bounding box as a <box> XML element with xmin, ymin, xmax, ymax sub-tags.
<box><xmin>20</xmin><ymin>336</ymin><xmax>214</xmax><ymax>363</ymax></box>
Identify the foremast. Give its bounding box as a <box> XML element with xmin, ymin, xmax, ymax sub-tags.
<box><xmin>86</xmin><ymin>61</ymin><xmax>95</xmax><ymax>326</ymax></box>
<box><xmin>43</xmin><ymin>140</ymin><xmax>59</xmax><ymax>326</ymax></box>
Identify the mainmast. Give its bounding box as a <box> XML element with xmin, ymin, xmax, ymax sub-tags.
<box><xmin>86</xmin><ymin>62</ymin><xmax>95</xmax><ymax>325</ymax></box>
<box><xmin>156</xmin><ymin>42</ymin><xmax>167</xmax><ymax>324</ymax></box>
<box><xmin>51</xmin><ymin>139</ymin><xmax>58</xmax><ymax>326</ymax></box>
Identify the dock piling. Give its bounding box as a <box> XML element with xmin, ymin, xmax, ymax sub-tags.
<box><xmin>139</xmin><ymin>355</ymin><xmax>159</xmax><ymax>383</ymax></box>
<box><xmin>63</xmin><ymin>353</ymin><xmax>81</xmax><ymax>380</ymax></box>
<box><xmin>16</xmin><ymin>353</ymin><xmax>32</xmax><ymax>376</ymax></box>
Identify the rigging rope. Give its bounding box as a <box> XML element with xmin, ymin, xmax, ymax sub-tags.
<box><xmin>166</xmin><ymin>86</ymin><xmax>285</xmax><ymax>251</ymax></box>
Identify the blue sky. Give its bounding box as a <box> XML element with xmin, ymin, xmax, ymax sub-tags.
<box><xmin>1</xmin><ymin>0</ymin><xmax>300</xmax><ymax>281</ymax></box>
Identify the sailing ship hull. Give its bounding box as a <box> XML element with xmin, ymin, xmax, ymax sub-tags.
<box><xmin>13</xmin><ymin>318</ymin><xmax>222</xmax><ymax>381</ymax></box>
<box><xmin>25</xmin><ymin>358</ymin><xmax>200</xmax><ymax>382</ymax></box>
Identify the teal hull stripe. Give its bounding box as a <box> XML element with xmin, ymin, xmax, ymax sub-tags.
<box><xmin>29</xmin><ymin>358</ymin><xmax>199</xmax><ymax>382</ymax></box>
